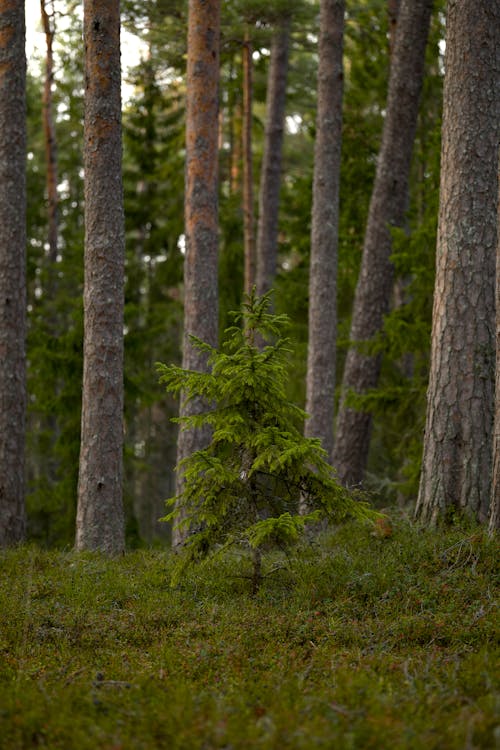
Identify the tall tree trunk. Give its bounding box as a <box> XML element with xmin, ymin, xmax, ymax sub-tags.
<box><xmin>333</xmin><ymin>0</ymin><xmax>433</xmax><ymax>486</ymax></box>
<box><xmin>388</xmin><ymin>0</ymin><xmax>401</xmax><ymax>58</ymax></box>
<box><xmin>0</xmin><ymin>0</ymin><xmax>27</xmax><ymax>547</ymax></box>
<box><xmin>416</xmin><ymin>1</ymin><xmax>499</xmax><ymax>524</ymax></box>
<box><xmin>227</xmin><ymin>52</ymin><xmax>241</xmax><ymax>198</ymax></box>
<box><xmin>76</xmin><ymin>0</ymin><xmax>125</xmax><ymax>554</ymax></box>
<box><xmin>304</xmin><ymin>0</ymin><xmax>345</xmax><ymax>461</ymax></box>
<box><xmin>40</xmin><ymin>0</ymin><xmax>60</xmax><ymax>491</ymax></box>
<box><xmin>41</xmin><ymin>0</ymin><xmax>58</xmax><ymax>264</ymax></box>
<box><xmin>255</xmin><ymin>18</ymin><xmax>290</xmax><ymax>298</ymax></box>
<box><xmin>389</xmin><ymin>0</ymin><xmax>413</xmax><ymax>387</ymax></box>
<box><xmin>243</xmin><ymin>29</ymin><xmax>255</xmax><ymax>297</ymax></box>
<box><xmin>490</xmin><ymin>153</ymin><xmax>500</xmax><ymax>534</ymax></box>
<box><xmin>173</xmin><ymin>0</ymin><xmax>220</xmax><ymax>548</ymax></box>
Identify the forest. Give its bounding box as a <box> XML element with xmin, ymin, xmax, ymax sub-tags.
<box><xmin>0</xmin><ymin>0</ymin><xmax>499</xmax><ymax>747</ymax></box>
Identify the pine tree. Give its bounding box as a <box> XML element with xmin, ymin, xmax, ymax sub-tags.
<box><xmin>417</xmin><ymin>0</ymin><xmax>499</xmax><ymax>524</ymax></box>
<box><xmin>304</xmin><ymin>0</ymin><xmax>345</xmax><ymax>463</ymax></box>
<box><xmin>333</xmin><ymin>0</ymin><xmax>433</xmax><ymax>486</ymax></box>
<box><xmin>0</xmin><ymin>0</ymin><xmax>27</xmax><ymax>546</ymax></box>
<box><xmin>40</xmin><ymin>0</ymin><xmax>58</xmax><ymax>265</ymax></box>
<box><xmin>491</xmin><ymin>170</ymin><xmax>500</xmax><ymax>533</ymax></box>
<box><xmin>158</xmin><ymin>292</ymin><xmax>375</xmax><ymax>593</ymax></box>
<box><xmin>173</xmin><ymin>0</ymin><xmax>221</xmax><ymax>547</ymax></box>
<box><xmin>242</xmin><ymin>27</ymin><xmax>256</xmax><ymax>297</ymax></box>
<box><xmin>255</xmin><ymin>16</ymin><xmax>290</xmax><ymax>298</ymax></box>
<box><xmin>76</xmin><ymin>0</ymin><xmax>125</xmax><ymax>553</ymax></box>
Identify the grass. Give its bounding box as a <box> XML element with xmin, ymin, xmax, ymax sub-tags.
<box><xmin>0</xmin><ymin>519</ymin><xmax>498</xmax><ymax>749</ymax></box>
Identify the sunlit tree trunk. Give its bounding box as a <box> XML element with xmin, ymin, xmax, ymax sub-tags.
<box><xmin>416</xmin><ymin>0</ymin><xmax>499</xmax><ymax>525</ymax></box>
<box><xmin>243</xmin><ymin>29</ymin><xmax>255</xmax><ymax>297</ymax></box>
<box><xmin>304</xmin><ymin>0</ymin><xmax>345</xmax><ymax>461</ymax></box>
<box><xmin>76</xmin><ymin>0</ymin><xmax>125</xmax><ymax>553</ymax></box>
<box><xmin>333</xmin><ymin>0</ymin><xmax>433</xmax><ymax>486</ymax></box>
<box><xmin>255</xmin><ymin>17</ymin><xmax>290</xmax><ymax>298</ymax></box>
<box><xmin>173</xmin><ymin>0</ymin><xmax>220</xmax><ymax>548</ymax></box>
<box><xmin>0</xmin><ymin>0</ymin><xmax>27</xmax><ymax>546</ymax></box>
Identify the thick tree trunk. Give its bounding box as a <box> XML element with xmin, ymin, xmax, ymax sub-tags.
<box><xmin>304</xmin><ymin>0</ymin><xmax>345</xmax><ymax>461</ymax></box>
<box><xmin>173</xmin><ymin>0</ymin><xmax>220</xmax><ymax>548</ymax></box>
<box><xmin>243</xmin><ymin>30</ymin><xmax>255</xmax><ymax>297</ymax></box>
<box><xmin>255</xmin><ymin>18</ymin><xmax>290</xmax><ymax>298</ymax></box>
<box><xmin>416</xmin><ymin>0</ymin><xmax>499</xmax><ymax>525</ymax></box>
<box><xmin>333</xmin><ymin>0</ymin><xmax>433</xmax><ymax>486</ymax></box>
<box><xmin>0</xmin><ymin>0</ymin><xmax>27</xmax><ymax>547</ymax></box>
<box><xmin>41</xmin><ymin>0</ymin><xmax>58</xmax><ymax>264</ymax></box>
<box><xmin>76</xmin><ymin>0</ymin><xmax>125</xmax><ymax>554</ymax></box>
<box><xmin>491</xmin><ymin>155</ymin><xmax>500</xmax><ymax>534</ymax></box>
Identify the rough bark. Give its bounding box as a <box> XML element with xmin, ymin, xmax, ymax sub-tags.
<box><xmin>41</xmin><ymin>0</ymin><xmax>58</xmax><ymax>263</ymax></box>
<box><xmin>333</xmin><ymin>0</ymin><xmax>433</xmax><ymax>486</ymax></box>
<box><xmin>242</xmin><ymin>29</ymin><xmax>255</xmax><ymax>297</ymax></box>
<box><xmin>491</xmin><ymin>153</ymin><xmax>500</xmax><ymax>534</ymax></box>
<box><xmin>416</xmin><ymin>0</ymin><xmax>499</xmax><ymax>525</ymax></box>
<box><xmin>173</xmin><ymin>0</ymin><xmax>220</xmax><ymax>548</ymax></box>
<box><xmin>255</xmin><ymin>18</ymin><xmax>290</xmax><ymax>298</ymax></box>
<box><xmin>0</xmin><ymin>0</ymin><xmax>27</xmax><ymax>547</ymax></box>
<box><xmin>388</xmin><ymin>0</ymin><xmax>401</xmax><ymax>58</ymax></box>
<box><xmin>304</xmin><ymin>0</ymin><xmax>345</xmax><ymax>461</ymax></box>
<box><xmin>76</xmin><ymin>0</ymin><xmax>125</xmax><ymax>554</ymax></box>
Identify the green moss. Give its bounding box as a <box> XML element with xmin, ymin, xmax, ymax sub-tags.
<box><xmin>0</xmin><ymin>521</ymin><xmax>498</xmax><ymax>748</ymax></box>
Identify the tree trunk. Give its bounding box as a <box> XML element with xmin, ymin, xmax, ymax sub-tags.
<box><xmin>173</xmin><ymin>0</ymin><xmax>220</xmax><ymax>548</ymax></box>
<box><xmin>333</xmin><ymin>0</ymin><xmax>433</xmax><ymax>486</ymax></box>
<box><xmin>230</xmin><ymin>102</ymin><xmax>241</xmax><ymax>196</ymax></box>
<box><xmin>255</xmin><ymin>18</ymin><xmax>290</xmax><ymax>298</ymax></box>
<box><xmin>388</xmin><ymin>0</ymin><xmax>401</xmax><ymax>58</ymax></box>
<box><xmin>304</xmin><ymin>0</ymin><xmax>345</xmax><ymax>462</ymax></box>
<box><xmin>40</xmin><ymin>0</ymin><xmax>60</xmax><ymax>493</ymax></box>
<box><xmin>243</xmin><ymin>29</ymin><xmax>255</xmax><ymax>297</ymax></box>
<box><xmin>41</xmin><ymin>0</ymin><xmax>58</xmax><ymax>264</ymax></box>
<box><xmin>491</xmin><ymin>154</ymin><xmax>500</xmax><ymax>534</ymax></box>
<box><xmin>76</xmin><ymin>0</ymin><xmax>125</xmax><ymax>554</ymax></box>
<box><xmin>0</xmin><ymin>0</ymin><xmax>27</xmax><ymax>547</ymax></box>
<box><xmin>416</xmin><ymin>0</ymin><xmax>499</xmax><ymax>525</ymax></box>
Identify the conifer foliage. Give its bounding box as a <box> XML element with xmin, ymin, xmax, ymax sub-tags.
<box><xmin>158</xmin><ymin>292</ymin><xmax>374</xmax><ymax>591</ymax></box>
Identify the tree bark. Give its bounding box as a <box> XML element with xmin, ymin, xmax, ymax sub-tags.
<box><xmin>76</xmin><ymin>0</ymin><xmax>125</xmax><ymax>554</ymax></box>
<box><xmin>173</xmin><ymin>0</ymin><xmax>220</xmax><ymax>548</ymax></box>
<box><xmin>0</xmin><ymin>0</ymin><xmax>27</xmax><ymax>547</ymax></box>
<box><xmin>304</xmin><ymin>0</ymin><xmax>345</xmax><ymax>462</ymax></box>
<box><xmin>333</xmin><ymin>0</ymin><xmax>433</xmax><ymax>486</ymax></box>
<box><xmin>416</xmin><ymin>0</ymin><xmax>499</xmax><ymax>525</ymax></box>
<box><xmin>41</xmin><ymin>0</ymin><xmax>58</xmax><ymax>264</ymax></box>
<box><xmin>242</xmin><ymin>29</ymin><xmax>255</xmax><ymax>297</ymax></box>
<box><xmin>491</xmin><ymin>152</ymin><xmax>500</xmax><ymax>534</ymax></box>
<box><xmin>255</xmin><ymin>18</ymin><xmax>290</xmax><ymax>299</ymax></box>
<box><xmin>388</xmin><ymin>0</ymin><xmax>401</xmax><ymax>58</ymax></box>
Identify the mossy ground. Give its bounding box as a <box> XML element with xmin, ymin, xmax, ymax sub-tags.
<box><xmin>0</xmin><ymin>520</ymin><xmax>498</xmax><ymax>749</ymax></box>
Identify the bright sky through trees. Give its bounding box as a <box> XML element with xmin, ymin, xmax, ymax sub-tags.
<box><xmin>25</xmin><ymin>0</ymin><xmax>145</xmax><ymax>99</ymax></box>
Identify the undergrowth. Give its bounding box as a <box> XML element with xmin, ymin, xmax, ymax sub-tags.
<box><xmin>0</xmin><ymin>520</ymin><xmax>498</xmax><ymax>749</ymax></box>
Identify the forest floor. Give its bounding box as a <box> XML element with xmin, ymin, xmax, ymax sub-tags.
<box><xmin>0</xmin><ymin>520</ymin><xmax>498</xmax><ymax>749</ymax></box>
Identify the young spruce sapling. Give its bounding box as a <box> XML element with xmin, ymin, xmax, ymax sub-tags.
<box><xmin>157</xmin><ymin>291</ymin><xmax>375</xmax><ymax>593</ymax></box>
